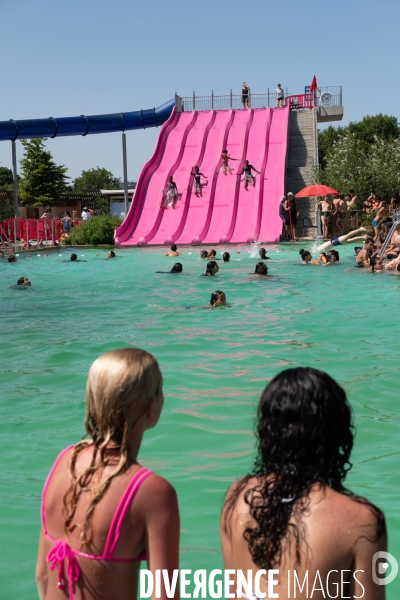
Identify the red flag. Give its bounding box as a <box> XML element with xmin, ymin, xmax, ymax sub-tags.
<box><xmin>310</xmin><ymin>76</ymin><xmax>317</xmax><ymax>93</ymax></box>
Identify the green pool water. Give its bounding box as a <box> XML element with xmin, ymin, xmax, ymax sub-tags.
<box><xmin>0</xmin><ymin>243</ymin><xmax>399</xmax><ymax>598</ymax></box>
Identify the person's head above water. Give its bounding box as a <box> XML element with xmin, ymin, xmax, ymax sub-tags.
<box><xmin>63</xmin><ymin>348</ymin><xmax>163</xmax><ymax>546</ymax></box>
<box><xmin>7</xmin><ymin>254</ymin><xmax>17</xmax><ymax>263</ymax></box>
<box><xmin>255</xmin><ymin>262</ymin><xmax>268</xmax><ymax>275</ymax></box>
<box><xmin>17</xmin><ymin>276</ymin><xmax>31</xmax><ymax>286</ymax></box>
<box><xmin>328</xmin><ymin>249</ymin><xmax>339</xmax><ymax>262</ymax></box>
<box><xmin>107</xmin><ymin>251</ymin><xmax>116</xmax><ymax>258</ymax></box>
<box><xmin>170</xmin><ymin>262</ymin><xmax>183</xmax><ymax>273</ymax></box>
<box><xmin>205</xmin><ymin>261</ymin><xmax>219</xmax><ymax>276</ymax></box>
<box><xmin>259</xmin><ymin>247</ymin><xmax>268</xmax><ymax>258</ymax></box>
<box><xmin>299</xmin><ymin>249</ymin><xmax>312</xmax><ymax>262</ymax></box>
<box><xmin>70</xmin><ymin>253</ymin><xmax>77</xmax><ymax>261</ymax></box>
<box><xmin>223</xmin><ymin>252</ymin><xmax>230</xmax><ymax>262</ymax></box>
<box><xmin>208</xmin><ymin>248</ymin><xmax>217</xmax><ymax>257</ymax></box>
<box><xmin>200</xmin><ymin>250</ymin><xmax>208</xmax><ymax>259</ymax></box>
<box><xmin>210</xmin><ymin>290</ymin><xmax>226</xmax><ymax>306</ymax></box>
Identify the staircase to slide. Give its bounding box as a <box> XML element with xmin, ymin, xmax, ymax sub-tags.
<box><xmin>114</xmin><ymin>106</ymin><xmax>289</xmax><ymax>246</ymax></box>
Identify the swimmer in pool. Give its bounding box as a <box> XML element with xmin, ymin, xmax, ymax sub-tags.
<box><xmin>165</xmin><ymin>244</ymin><xmax>180</xmax><ymax>257</ymax></box>
<box><xmin>356</xmin><ymin>238</ymin><xmax>374</xmax><ymax>267</ymax></box>
<box><xmin>327</xmin><ymin>249</ymin><xmax>339</xmax><ymax>263</ymax></box>
<box><xmin>220</xmin><ymin>367</ymin><xmax>386</xmax><ymax>599</ymax></box>
<box><xmin>202</xmin><ymin>261</ymin><xmax>219</xmax><ymax>276</ymax></box>
<box><xmin>299</xmin><ymin>249</ymin><xmax>312</xmax><ymax>264</ymax></box>
<box><xmin>208</xmin><ymin>290</ymin><xmax>226</xmax><ymax>307</ymax></box>
<box><xmin>259</xmin><ymin>248</ymin><xmax>270</xmax><ymax>260</ymax></box>
<box><xmin>317</xmin><ymin>227</ymin><xmax>367</xmax><ymax>251</ymax></box>
<box><xmin>65</xmin><ymin>253</ymin><xmax>87</xmax><ymax>262</ymax></box>
<box><xmin>200</xmin><ymin>250</ymin><xmax>208</xmax><ymax>259</ymax></box>
<box><xmin>369</xmin><ymin>256</ymin><xmax>384</xmax><ymax>273</ymax></box>
<box><xmin>107</xmin><ymin>251</ymin><xmax>116</xmax><ymax>259</ymax></box>
<box><xmin>207</xmin><ymin>249</ymin><xmax>217</xmax><ymax>259</ymax></box>
<box><xmin>223</xmin><ymin>252</ymin><xmax>230</xmax><ymax>262</ymax></box>
<box><xmin>7</xmin><ymin>254</ymin><xmax>17</xmax><ymax>263</ymax></box>
<box><xmin>36</xmin><ymin>348</ymin><xmax>179</xmax><ymax>600</ymax></box>
<box><xmin>17</xmin><ymin>276</ymin><xmax>31</xmax><ymax>286</ymax></box>
<box><xmin>250</xmin><ymin>262</ymin><xmax>268</xmax><ymax>277</ymax></box>
<box><xmin>318</xmin><ymin>252</ymin><xmax>327</xmax><ymax>263</ymax></box>
<box><xmin>156</xmin><ymin>262</ymin><xmax>183</xmax><ymax>274</ymax></box>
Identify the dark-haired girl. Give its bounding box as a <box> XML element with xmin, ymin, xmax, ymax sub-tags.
<box><xmin>299</xmin><ymin>249</ymin><xmax>312</xmax><ymax>264</ymax></box>
<box><xmin>223</xmin><ymin>252</ymin><xmax>230</xmax><ymax>262</ymax></box>
<box><xmin>202</xmin><ymin>261</ymin><xmax>219</xmax><ymax>276</ymax></box>
<box><xmin>209</xmin><ymin>290</ymin><xmax>226</xmax><ymax>307</ymax></box>
<box><xmin>156</xmin><ymin>263</ymin><xmax>183</xmax><ymax>274</ymax></box>
<box><xmin>220</xmin><ymin>367</ymin><xmax>386</xmax><ymax>599</ymax></box>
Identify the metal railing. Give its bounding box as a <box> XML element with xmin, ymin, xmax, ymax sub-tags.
<box><xmin>178</xmin><ymin>87</ymin><xmax>342</xmax><ymax>112</ymax></box>
<box><xmin>1</xmin><ymin>219</ymin><xmax>63</xmax><ymax>252</ymax></box>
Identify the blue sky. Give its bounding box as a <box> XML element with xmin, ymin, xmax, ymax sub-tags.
<box><xmin>1</xmin><ymin>0</ymin><xmax>399</xmax><ymax>183</ymax></box>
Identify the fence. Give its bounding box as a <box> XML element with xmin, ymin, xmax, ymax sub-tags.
<box><xmin>178</xmin><ymin>87</ymin><xmax>342</xmax><ymax>113</ymax></box>
<box><xmin>1</xmin><ymin>219</ymin><xmax>64</xmax><ymax>251</ymax></box>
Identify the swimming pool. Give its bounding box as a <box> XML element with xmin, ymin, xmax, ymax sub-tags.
<box><xmin>0</xmin><ymin>243</ymin><xmax>399</xmax><ymax>598</ymax></box>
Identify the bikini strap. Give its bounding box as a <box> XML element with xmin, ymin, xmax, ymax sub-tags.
<box><xmin>41</xmin><ymin>445</ymin><xmax>74</xmax><ymax>535</ymax></box>
<box><xmin>102</xmin><ymin>467</ymin><xmax>153</xmax><ymax>559</ymax></box>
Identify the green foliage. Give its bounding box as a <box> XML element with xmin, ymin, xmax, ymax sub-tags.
<box><xmin>318</xmin><ymin>114</ymin><xmax>400</xmax><ymax>169</ymax></box>
<box><xmin>19</xmin><ymin>139</ymin><xmax>69</xmax><ymax>206</ymax></box>
<box><xmin>67</xmin><ymin>215</ymin><xmax>122</xmax><ymax>245</ymax></box>
<box><xmin>92</xmin><ymin>195</ymin><xmax>109</xmax><ymax>215</ymax></box>
<box><xmin>73</xmin><ymin>167</ymin><xmax>120</xmax><ymax>194</ymax></box>
<box><xmin>0</xmin><ymin>200</ymin><xmax>14</xmax><ymax>220</ymax></box>
<box><xmin>0</xmin><ymin>167</ymin><xmax>14</xmax><ymax>191</ymax></box>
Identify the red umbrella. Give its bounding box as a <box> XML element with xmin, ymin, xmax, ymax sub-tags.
<box><xmin>295</xmin><ymin>184</ymin><xmax>339</xmax><ymax>197</ymax></box>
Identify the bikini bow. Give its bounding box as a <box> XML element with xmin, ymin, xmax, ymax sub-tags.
<box><xmin>47</xmin><ymin>540</ymin><xmax>80</xmax><ymax>600</ymax></box>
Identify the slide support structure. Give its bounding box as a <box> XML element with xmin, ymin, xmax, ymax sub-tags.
<box><xmin>122</xmin><ymin>133</ymin><xmax>129</xmax><ymax>214</ymax></box>
<box><xmin>12</xmin><ymin>141</ymin><xmax>19</xmax><ymax>218</ymax></box>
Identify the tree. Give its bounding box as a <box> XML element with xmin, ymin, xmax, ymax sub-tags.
<box><xmin>318</xmin><ymin>114</ymin><xmax>400</xmax><ymax>169</ymax></box>
<box><xmin>0</xmin><ymin>166</ymin><xmax>16</xmax><ymax>192</ymax></box>
<box><xmin>19</xmin><ymin>139</ymin><xmax>69</xmax><ymax>206</ymax></box>
<box><xmin>73</xmin><ymin>167</ymin><xmax>120</xmax><ymax>194</ymax></box>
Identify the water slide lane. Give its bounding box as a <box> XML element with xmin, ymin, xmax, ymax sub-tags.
<box><xmin>258</xmin><ymin>107</ymin><xmax>289</xmax><ymax>242</ymax></box>
<box><xmin>201</xmin><ymin>109</ymin><xmax>253</xmax><ymax>244</ymax></box>
<box><xmin>227</xmin><ymin>108</ymin><xmax>271</xmax><ymax>244</ymax></box>
<box><xmin>176</xmin><ymin>111</ymin><xmax>234</xmax><ymax>245</ymax></box>
<box><xmin>150</xmin><ymin>111</ymin><xmax>214</xmax><ymax>245</ymax></box>
<box><xmin>115</xmin><ymin>109</ymin><xmax>179</xmax><ymax>244</ymax></box>
<box><xmin>129</xmin><ymin>112</ymin><xmax>197</xmax><ymax>245</ymax></box>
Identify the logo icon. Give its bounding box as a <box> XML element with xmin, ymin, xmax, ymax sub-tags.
<box><xmin>372</xmin><ymin>551</ymin><xmax>398</xmax><ymax>585</ymax></box>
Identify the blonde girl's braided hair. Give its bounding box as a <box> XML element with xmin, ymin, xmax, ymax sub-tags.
<box><xmin>63</xmin><ymin>348</ymin><xmax>162</xmax><ymax>548</ymax></box>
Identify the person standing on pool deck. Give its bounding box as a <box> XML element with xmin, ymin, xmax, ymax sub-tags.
<box><xmin>283</xmin><ymin>193</ymin><xmax>300</xmax><ymax>240</ymax></box>
<box><xmin>191</xmin><ymin>166</ymin><xmax>207</xmax><ymax>196</ymax></box>
<box><xmin>372</xmin><ymin>201</ymin><xmax>387</xmax><ymax>242</ymax></box>
<box><xmin>241</xmin><ymin>82</ymin><xmax>250</xmax><ymax>109</ymax></box>
<box><xmin>275</xmin><ymin>83</ymin><xmax>284</xmax><ymax>107</ymax></box>
<box><xmin>36</xmin><ymin>348</ymin><xmax>180</xmax><ymax>600</ymax></box>
<box><xmin>317</xmin><ymin>195</ymin><xmax>333</xmax><ymax>238</ymax></box>
<box><xmin>238</xmin><ymin>160</ymin><xmax>261</xmax><ymax>190</ymax></box>
<box><xmin>220</xmin><ymin>367</ymin><xmax>386</xmax><ymax>599</ymax></box>
<box><xmin>221</xmin><ymin>149</ymin><xmax>239</xmax><ymax>175</ymax></box>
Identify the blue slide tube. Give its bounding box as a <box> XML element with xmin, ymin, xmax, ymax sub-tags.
<box><xmin>0</xmin><ymin>99</ymin><xmax>175</xmax><ymax>141</ymax></box>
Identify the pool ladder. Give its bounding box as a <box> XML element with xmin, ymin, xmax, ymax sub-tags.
<box><xmin>378</xmin><ymin>213</ymin><xmax>400</xmax><ymax>258</ymax></box>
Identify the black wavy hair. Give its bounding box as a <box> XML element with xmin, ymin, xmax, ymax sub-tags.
<box><xmin>255</xmin><ymin>262</ymin><xmax>268</xmax><ymax>275</ymax></box>
<box><xmin>223</xmin><ymin>367</ymin><xmax>385</xmax><ymax>570</ymax></box>
<box><xmin>170</xmin><ymin>262</ymin><xmax>182</xmax><ymax>273</ymax></box>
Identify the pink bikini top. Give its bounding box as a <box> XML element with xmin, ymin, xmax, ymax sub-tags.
<box><xmin>41</xmin><ymin>445</ymin><xmax>153</xmax><ymax>600</ymax></box>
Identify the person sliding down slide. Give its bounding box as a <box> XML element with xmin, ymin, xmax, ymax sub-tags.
<box><xmin>317</xmin><ymin>227</ymin><xmax>367</xmax><ymax>251</ymax></box>
<box><xmin>162</xmin><ymin>176</ymin><xmax>178</xmax><ymax>209</ymax></box>
<box><xmin>238</xmin><ymin>160</ymin><xmax>261</xmax><ymax>190</ymax></box>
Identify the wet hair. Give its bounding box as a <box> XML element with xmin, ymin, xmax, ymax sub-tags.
<box><xmin>170</xmin><ymin>244</ymin><xmax>177</xmax><ymax>251</ymax></box>
<box><xmin>299</xmin><ymin>249</ymin><xmax>311</xmax><ymax>261</ymax></box>
<box><xmin>328</xmin><ymin>249</ymin><xmax>339</xmax><ymax>261</ymax></box>
<box><xmin>370</xmin><ymin>256</ymin><xmax>377</xmax><ymax>272</ymax></box>
<box><xmin>259</xmin><ymin>247</ymin><xmax>267</xmax><ymax>257</ymax></box>
<box><xmin>17</xmin><ymin>277</ymin><xmax>27</xmax><ymax>285</ymax></box>
<box><xmin>208</xmin><ymin>248</ymin><xmax>217</xmax><ymax>257</ymax></box>
<box><xmin>63</xmin><ymin>348</ymin><xmax>162</xmax><ymax>548</ymax></box>
<box><xmin>70</xmin><ymin>253</ymin><xmax>77</xmax><ymax>261</ymax></box>
<box><xmin>223</xmin><ymin>252</ymin><xmax>230</xmax><ymax>262</ymax></box>
<box><xmin>7</xmin><ymin>254</ymin><xmax>17</xmax><ymax>263</ymax></box>
<box><xmin>170</xmin><ymin>262</ymin><xmax>182</xmax><ymax>273</ymax></box>
<box><xmin>255</xmin><ymin>262</ymin><xmax>268</xmax><ymax>275</ymax></box>
<box><xmin>108</xmin><ymin>250</ymin><xmax>116</xmax><ymax>258</ymax></box>
<box><xmin>210</xmin><ymin>290</ymin><xmax>225</xmax><ymax>305</ymax></box>
<box><xmin>200</xmin><ymin>250</ymin><xmax>208</xmax><ymax>259</ymax></box>
<box><xmin>319</xmin><ymin>252</ymin><xmax>327</xmax><ymax>259</ymax></box>
<box><xmin>223</xmin><ymin>367</ymin><xmax>385</xmax><ymax>571</ymax></box>
<box><xmin>205</xmin><ymin>260</ymin><xmax>218</xmax><ymax>276</ymax></box>
<box><xmin>354</xmin><ymin>246</ymin><xmax>362</xmax><ymax>255</ymax></box>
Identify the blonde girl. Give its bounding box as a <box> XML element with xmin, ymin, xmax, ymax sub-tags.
<box><xmin>36</xmin><ymin>348</ymin><xmax>179</xmax><ymax>600</ymax></box>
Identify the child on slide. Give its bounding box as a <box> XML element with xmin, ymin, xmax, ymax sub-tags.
<box><xmin>36</xmin><ymin>348</ymin><xmax>180</xmax><ymax>600</ymax></box>
<box><xmin>162</xmin><ymin>176</ymin><xmax>178</xmax><ymax>208</ymax></box>
<box><xmin>191</xmin><ymin>166</ymin><xmax>207</xmax><ymax>196</ymax></box>
<box><xmin>221</xmin><ymin>149</ymin><xmax>239</xmax><ymax>175</ymax></box>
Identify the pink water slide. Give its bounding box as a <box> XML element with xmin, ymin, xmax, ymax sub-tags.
<box><xmin>115</xmin><ymin>106</ymin><xmax>289</xmax><ymax>246</ymax></box>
